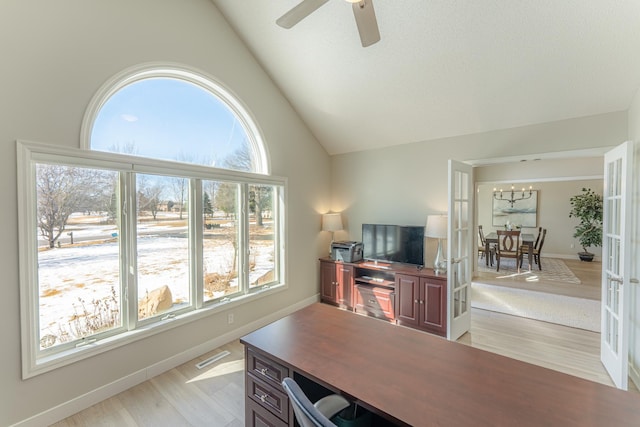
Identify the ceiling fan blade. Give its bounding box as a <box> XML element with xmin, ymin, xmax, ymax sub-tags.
<box><xmin>352</xmin><ymin>0</ymin><xmax>380</xmax><ymax>47</ymax></box>
<box><xmin>276</xmin><ymin>0</ymin><xmax>329</xmax><ymax>29</ymax></box>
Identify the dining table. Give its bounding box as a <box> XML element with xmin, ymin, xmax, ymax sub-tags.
<box><xmin>484</xmin><ymin>232</ymin><xmax>535</xmax><ymax>270</ymax></box>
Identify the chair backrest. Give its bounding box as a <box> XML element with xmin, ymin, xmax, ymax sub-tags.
<box><xmin>282</xmin><ymin>377</ymin><xmax>336</xmax><ymax>427</ymax></box>
<box><xmin>537</xmin><ymin>229</ymin><xmax>547</xmax><ymax>253</ymax></box>
<box><xmin>478</xmin><ymin>225</ymin><xmax>487</xmax><ymax>245</ymax></box>
<box><xmin>533</xmin><ymin>226</ymin><xmax>543</xmax><ymax>249</ymax></box>
<box><xmin>496</xmin><ymin>230</ymin><xmax>521</xmax><ymax>253</ymax></box>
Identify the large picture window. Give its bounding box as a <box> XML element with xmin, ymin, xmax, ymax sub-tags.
<box><xmin>18</xmin><ymin>64</ymin><xmax>285</xmax><ymax>377</ymax></box>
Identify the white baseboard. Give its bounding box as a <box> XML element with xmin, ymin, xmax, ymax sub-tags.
<box><xmin>11</xmin><ymin>295</ymin><xmax>319</xmax><ymax>427</ymax></box>
<box><xmin>543</xmin><ymin>253</ymin><xmax>601</xmax><ymax>262</ymax></box>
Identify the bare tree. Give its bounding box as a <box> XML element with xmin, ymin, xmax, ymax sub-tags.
<box><xmin>36</xmin><ymin>164</ymin><xmax>113</xmax><ymax>248</ymax></box>
<box><xmin>137</xmin><ymin>175</ymin><xmax>164</xmax><ymax>220</ymax></box>
<box><xmin>214</xmin><ymin>183</ymin><xmax>237</xmax><ymax>218</ymax></box>
<box><xmin>219</xmin><ymin>144</ymin><xmax>252</xmax><ymax>172</ymax></box>
<box><xmin>249</xmin><ymin>185</ymin><xmax>273</xmax><ymax>227</ymax></box>
<box><xmin>170</xmin><ymin>177</ymin><xmax>188</xmax><ymax>219</ymax></box>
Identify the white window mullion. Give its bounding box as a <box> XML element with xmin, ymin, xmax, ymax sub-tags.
<box><xmin>122</xmin><ymin>172</ymin><xmax>138</xmax><ymax>330</ymax></box>
<box><xmin>191</xmin><ymin>179</ymin><xmax>204</xmax><ymax>309</ymax></box>
<box><xmin>274</xmin><ymin>185</ymin><xmax>285</xmax><ymax>287</ymax></box>
<box><xmin>240</xmin><ymin>183</ymin><xmax>250</xmax><ymax>293</ymax></box>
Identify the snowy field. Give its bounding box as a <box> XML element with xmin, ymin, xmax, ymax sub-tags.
<box><xmin>37</xmin><ymin>219</ymin><xmax>274</xmax><ymax>347</ymax></box>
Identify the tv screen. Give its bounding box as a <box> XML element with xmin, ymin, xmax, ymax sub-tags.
<box><xmin>362</xmin><ymin>224</ymin><xmax>424</xmax><ymax>266</ymax></box>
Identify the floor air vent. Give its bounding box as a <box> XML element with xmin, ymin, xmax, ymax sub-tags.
<box><xmin>195</xmin><ymin>350</ymin><xmax>231</xmax><ymax>370</ymax></box>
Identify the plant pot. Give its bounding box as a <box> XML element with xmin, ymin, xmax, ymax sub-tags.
<box><xmin>578</xmin><ymin>252</ymin><xmax>594</xmax><ymax>262</ymax></box>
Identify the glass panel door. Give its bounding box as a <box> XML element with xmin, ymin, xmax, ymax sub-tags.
<box><xmin>447</xmin><ymin>160</ymin><xmax>473</xmax><ymax>340</ymax></box>
<box><xmin>601</xmin><ymin>141</ymin><xmax>632</xmax><ymax>390</ymax></box>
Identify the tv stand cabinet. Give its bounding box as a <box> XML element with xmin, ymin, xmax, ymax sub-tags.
<box><xmin>319</xmin><ymin>258</ymin><xmax>447</xmax><ymax>337</ymax></box>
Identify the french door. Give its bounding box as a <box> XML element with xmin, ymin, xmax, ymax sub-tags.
<box><xmin>447</xmin><ymin>160</ymin><xmax>473</xmax><ymax>340</ymax></box>
<box><xmin>601</xmin><ymin>141</ymin><xmax>633</xmax><ymax>389</ymax></box>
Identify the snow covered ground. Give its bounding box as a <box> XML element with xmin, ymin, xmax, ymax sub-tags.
<box><xmin>37</xmin><ymin>220</ymin><xmax>274</xmax><ymax>347</ymax></box>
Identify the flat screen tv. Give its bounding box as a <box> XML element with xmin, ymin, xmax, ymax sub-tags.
<box><xmin>362</xmin><ymin>224</ymin><xmax>424</xmax><ymax>267</ymax></box>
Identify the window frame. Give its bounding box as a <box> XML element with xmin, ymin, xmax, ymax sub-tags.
<box><xmin>17</xmin><ymin>140</ymin><xmax>287</xmax><ymax>378</ymax></box>
<box><xmin>79</xmin><ymin>62</ymin><xmax>271</xmax><ymax>175</ymax></box>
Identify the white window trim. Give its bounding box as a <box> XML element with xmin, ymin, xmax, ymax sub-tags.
<box><xmin>17</xmin><ymin>140</ymin><xmax>287</xmax><ymax>378</ymax></box>
<box><xmin>79</xmin><ymin>62</ymin><xmax>271</xmax><ymax>175</ymax></box>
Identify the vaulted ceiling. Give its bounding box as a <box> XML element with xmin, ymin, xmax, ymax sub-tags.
<box><xmin>211</xmin><ymin>1</ymin><xmax>640</xmax><ymax>155</ymax></box>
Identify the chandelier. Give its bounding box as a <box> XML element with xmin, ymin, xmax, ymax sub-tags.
<box><xmin>493</xmin><ymin>185</ymin><xmax>533</xmax><ymax>208</ymax></box>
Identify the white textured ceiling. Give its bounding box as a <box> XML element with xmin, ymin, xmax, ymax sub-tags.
<box><xmin>210</xmin><ymin>0</ymin><xmax>640</xmax><ymax>155</ymax></box>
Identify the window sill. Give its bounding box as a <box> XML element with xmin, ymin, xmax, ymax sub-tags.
<box><xmin>25</xmin><ymin>283</ymin><xmax>286</xmax><ymax>378</ymax></box>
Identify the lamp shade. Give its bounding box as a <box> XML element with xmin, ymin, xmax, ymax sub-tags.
<box><xmin>425</xmin><ymin>215</ymin><xmax>447</xmax><ymax>239</ymax></box>
<box><xmin>322</xmin><ymin>213</ymin><xmax>343</xmax><ymax>232</ymax></box>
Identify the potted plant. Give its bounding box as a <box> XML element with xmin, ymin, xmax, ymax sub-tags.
<box><xmin>568</xmin><ymin>188</ymin><xmax>603</xmax><ymax>261</ymax></box>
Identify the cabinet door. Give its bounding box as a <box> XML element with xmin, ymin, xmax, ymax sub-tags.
<box><xmin>336</xmin><ymin>265</ymin><xmax>353</xmax><ymax>308</ymax></box>
<box><xmin>395</xmin><ymin>274</ymin><xmax>419</xmax><ymax>326</ymax></box>
<box><xmin>320</xmin><ymin>261</ymin><xmax>337</xmax><ymax>304</ymax></box>
<box><xmin>420</xmin><ymin>277</ymin><xmax>446</xmax><ymax>335</ymax></box>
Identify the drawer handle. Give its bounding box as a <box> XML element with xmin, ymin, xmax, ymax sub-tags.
<box><xmin>260</xmin><ymin>368</ymin><xmax>268</xmax><ymax>376</ymax></box>
<box><xmin>259</xmin><ymin>394</ymin><xmax>268</xmax><ymax>403</ymax></box>
<box><xmin>368</xmin><ymin>299</ymin><xmax>376</xmax><ymax>304</ymax></box>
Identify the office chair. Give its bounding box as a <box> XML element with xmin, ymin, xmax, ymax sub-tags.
<box><xmin>282</xmin><ymin>377</ymin><xmax>350</xmax><ymax>427</ymax></box>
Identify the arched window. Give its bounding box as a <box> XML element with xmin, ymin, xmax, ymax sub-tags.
<box><xmin>81</xmin><ymin>64</ymin><xmax>269</xmax><ymax>174</ymax></box>
<box><xmin>18</xmin><ymin>64</ymin><xmax>284</xmax><ymax>377</ymax></box>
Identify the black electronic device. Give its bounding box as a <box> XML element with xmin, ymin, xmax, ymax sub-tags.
<box><xmin>361</xmin><ymin>223</ymin><xmax>424</xmax><ymax>267</ymax></box>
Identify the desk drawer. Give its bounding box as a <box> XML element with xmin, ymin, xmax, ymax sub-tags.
<box><xmin>247</xmin><ymin>349</ymin><xmax>289</xmax><ymax>389</ymax></box>
<box><xmin>246</xmin><ymin>398</ymin><xmax>288</xmax><ymax>427</ymax></box>
<box><xmin>355</xmin><ymin>285</ymin><xmax>395</xmax><ymax>321</ymax></box>
<box><xmin>247</xmin><ymin>373</ymin><xmax>289</xmax><ymax>423</ymax></box>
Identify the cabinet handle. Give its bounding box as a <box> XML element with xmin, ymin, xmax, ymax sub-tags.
<box><xmin>368</xmin><ymin>299</ymin><xmax>376</xmax><ymax>304</ymax></box>
<box><xmin>259</xmin><ymin>394</ymin><xmax>268</xmax><ymax>403</ymax></box>
<box><xmin>414</xmin><ymin>299</ymin><xmax>419</xmax><ymax>304</ymax></box>
<box><xmin>260</xmin><ymin>368</ymin><xmax>268</xmax><ymax>376</ymax></box>
<box><xmin>419</xmin><ymin>300</ymin><xmax>424</xmax><ymax>304</ymax></box>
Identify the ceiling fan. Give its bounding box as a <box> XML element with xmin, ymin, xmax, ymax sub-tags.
<box><xmin>276</xmin><ymin>0</ymin><xmax>380</xmax><ymax>47</ymax></box>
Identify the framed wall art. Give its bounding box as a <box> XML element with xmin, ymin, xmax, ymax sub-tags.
<box><xmin>492</xmin><ymin>190</ymin><xmax>538</xmax><ymax>228</ymax></box>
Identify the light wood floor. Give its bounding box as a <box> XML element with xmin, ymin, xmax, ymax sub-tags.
<box><xmin>52</xmin><ymin>306</ymin><xmax>638</xmax><ymax>426</ymax></box>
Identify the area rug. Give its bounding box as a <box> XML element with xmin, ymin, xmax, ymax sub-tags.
<box><xmin>478</xmin><ymin>257</ymin><xmax>581</xmax><ymax>285</ymax></box>
<box><xmin>471</xmin><ymin>282</ymin><xmax>600</xmax><ymax>332</ymax></box>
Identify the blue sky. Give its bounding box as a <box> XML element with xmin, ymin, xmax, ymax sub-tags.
<box><xmin>91</xmin><ymin>78</ymin><xmax>247</xmax><ymax>167</ymax></box>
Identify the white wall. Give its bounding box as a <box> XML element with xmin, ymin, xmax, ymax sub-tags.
<box><xmin>628</xmin><ymin>87</ymin><xmax>640</xmax><ymax>390</ymax></box>
<box><xmin>0</xmin><ymin>1</ymin><xmax>331</xmax><ymax>425</ymax></box>
<box><xmin>332</xmin><ymin>112</ymin><xmax>626</xmax><ymax>267</ymax></box>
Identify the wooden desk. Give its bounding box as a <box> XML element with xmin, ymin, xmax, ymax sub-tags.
<box><xmin>241</xmin><ymin>303</ymin><xmax>640</xmax><ymax>427</ymax></box>
<box><xmin>485</xmin><ymin>232</ymin><xmax>535</xmax><ymax>269</ymax></box>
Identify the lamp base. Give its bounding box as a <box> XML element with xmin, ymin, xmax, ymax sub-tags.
<box><xmin>433</xmin><ymin>239</ymin><xmax>447</xmax><ymax>274</ymax></box>
<box><xmin>329</xmin><ymin>234</ymin><xmax>335</xmax><ymax>258</ymax></box>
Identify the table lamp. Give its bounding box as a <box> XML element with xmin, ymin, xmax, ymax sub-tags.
<box><xmin>425</xmin><ymin>214</ymin><xmax>447</xmax><ymax>273</ymax></box>
<box><xmin>322</xmin><ymin>213</ymin><xmax>343</xmax><ymax>257</ymax></box>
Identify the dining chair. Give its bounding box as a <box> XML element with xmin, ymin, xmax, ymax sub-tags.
<box><xmin>521</xmin><ymin>227</ymin><xmax>542</xmax><ymax>254</ymax></box>
<box><xmin>282</xmin><ymin>377</ymin><xmax>350</xmax><ymax>427</ymax></box>
<box><xmin>521</xmin><ymin>228</ymin><xmax>547</xmax><ymax>270</ymax></box>
<box><xmin>520</xmin><ymin>227</ymin><xmax>547</xmax><ymax>270</ymax></box>
<box><xmin>478</xmin><ymin>225</ymin><xmax>494</xmax><ymax>266</ymax></box>
<box><xmin>495</xmin><ymin>230</ymin><xmax>522</xmax><ymax>272</ymax></box>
